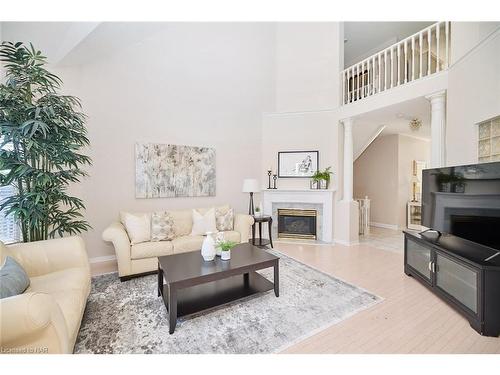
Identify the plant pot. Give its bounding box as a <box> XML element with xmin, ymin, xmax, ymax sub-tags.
<box><xmin>310</xmin><ymin>180</ymin><xmax>319</xmax><ymax>189</ymax></box>
<box><xmin>319</xmin><ymin>180</ymin><xmax>329</xmax><ymax>189</ymax></box>
<box><xmin>221</xmin><ymin>249</ymin><xmax>231</xmax><ymax>261</ymax></box>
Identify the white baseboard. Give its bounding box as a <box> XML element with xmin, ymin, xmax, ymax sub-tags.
<box><xmin>89</xmin><ymin>255</ymin><xmax>117</xmax><ymax>264</ymax></box>
<box><xmin>370</xmin><ymin>222</ymin><xmax>399</xmax><ymax>231</ymax></box>
<box><xmin>334</xmin><ymin>239</ymin><xmax>360</xmax><ymax>246</ymax></box>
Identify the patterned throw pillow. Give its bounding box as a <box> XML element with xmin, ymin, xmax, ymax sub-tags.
<box><xmin>215</xmin><ymin>207</ymin><xmax>234</xmax><ymax>231</ymax></box>
<box><xmin>151</xmin><ymin>211</ymin><xmax>175</xmax><ymax>241</ymax></box>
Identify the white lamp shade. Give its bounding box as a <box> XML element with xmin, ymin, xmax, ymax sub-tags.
<box><xmin>242</xmin><ymin>178</ymin><xmax>260</xmax><ymax>193</ymax></box>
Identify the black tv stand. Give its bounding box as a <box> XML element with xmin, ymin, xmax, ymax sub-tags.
<box><xmin>404</xmin><ymin>230</ymin><xmax>500</xmax><ymax>337</ymax></box>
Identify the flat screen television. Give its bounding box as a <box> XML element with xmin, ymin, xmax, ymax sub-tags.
<box><xmin>421</xmin><ymin>161</ymin><xmax>500</xmax><ymax>250</ymax></box>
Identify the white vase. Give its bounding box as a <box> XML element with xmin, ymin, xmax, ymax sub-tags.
<box><xmin>221</xmin><ymin>249</ymin><xmax>231</xmax><ymax>261</ymax></box>
<box><xmin>201</xmin><ymin>232</ymin><xmax>216</xmax><ymax>261</ymax></box>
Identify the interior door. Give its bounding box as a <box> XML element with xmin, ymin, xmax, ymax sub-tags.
<box><xmin>405</xmin><ymin>237</ymin><xmax>432</xmax><ymax>284</ymax></box>
<box><xmin>435</xmin><ymin>251</ymin><xmax>479</xmax><ymax>315</ymax></box>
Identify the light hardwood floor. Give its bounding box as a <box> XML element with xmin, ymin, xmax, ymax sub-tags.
<box><xmin>277</xmin><ymin>229</ymin><xmax>500</xmax><ymax>354</ymax></box>
<box><xmin>91</xmin><ymin>227</ymin><xmax>500</xmax><ymax>353</ymax></box>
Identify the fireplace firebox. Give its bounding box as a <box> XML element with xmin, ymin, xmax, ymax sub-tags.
<box><xmin>277</xmin><ymin>209</ymin><xmax>317</xmax><ymax>240</ymax></box>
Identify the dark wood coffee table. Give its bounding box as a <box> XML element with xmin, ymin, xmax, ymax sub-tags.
<box><xmin>157</xmin><ymin>243</ymin><xmax>279</xmax><ymax>333</ymax></box>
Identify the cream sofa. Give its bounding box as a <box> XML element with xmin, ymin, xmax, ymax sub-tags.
<box><xmin>0</xmin><ymin>236</ymin><xmax>91</xmax><ymax>354</ymax></box>
<box><xmin>102</xmin><ymin>206</ymin><xmax>254</xmax><ymax>280</ymax></box>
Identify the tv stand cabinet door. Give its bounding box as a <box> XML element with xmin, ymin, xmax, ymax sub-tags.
<box><xmin>405</xmin><ymin>237</ymin><xmax>433</xmax><ymax>285</ymax></box>
<box><xmin>435</xmin><ymin>251</ymin><xmax>480</xmax><ymax>317</ymax></box>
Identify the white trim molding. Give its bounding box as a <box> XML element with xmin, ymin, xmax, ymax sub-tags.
<box><xmin>370</xmin><ymin>222</ymin><xmax>400</xmax><ymax>231</ymax></box>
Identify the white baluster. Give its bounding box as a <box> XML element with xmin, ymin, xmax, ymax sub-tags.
<box><xmin>436</xmin><ymin>24</ymin><xmax>440</xmax><ymax>72</ymax></box>
<box><xmin>445</xmin><ymin>22</ymin><xmax>449</xmax><ymax>69</ymax></box>
<box><xmin>397</xmin><ymin>44</ymin><xmax>400</xmax><ymax>86</ymax></box>
<box><xmin>378</xmin><ymin>53</ymin><xmax>381</xmax><ymax>93</ymax></box>
<box><xmin>384</xmin><ymin>50</ymin><xmax>388</xmax><ymax>90</ymax></box>
<box><xmin>367</xmin><ymin>60</ymin><xmax>370</xmax><ymax>96</ymax></box>
<box><xmin>419</xmin><ymin>32</ymin><xmax>423</xmax><ymax>79</ymax></box>
<box><xmin>391</xmin><ymin>48</ymin><xmax>394</xmax><ymax>88</ymax></box>
<box><xmin>404</xmin><ymin>40</ymin><xmax>408</xmax><ymax>83</ymax></box>
<box><xmin>411</xmin><ymin>36</ymin><xmax>415</xmax><ymax>81</ymax></box>
<box><xmin>428</xmin><ymin>28</ymin><xmax>431</xmax><ymax>76</ymax></box>
<box><xmin>372</xmin><ymin>56</ymin><xmax>375</xmax><ymax>94</ymax></box>
<box><xmin>342</xmin><ymin>71</ymin><xmax>346</xmax><ymax>104</ymax></box>
<box><xmin>357</xmin><ymin>64</ymin><xmax>361</xmax><ymax>100</ymax></box>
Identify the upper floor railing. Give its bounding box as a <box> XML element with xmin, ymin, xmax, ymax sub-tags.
<box><xmin>341</xmin><ymin>21</ymin><xmax>450</xmax><ymax>105</ymax></box>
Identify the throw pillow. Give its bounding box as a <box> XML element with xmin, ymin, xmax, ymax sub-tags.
<box><xmin>151</xmin><ymin>211</ymin><xmax>175</xmax><ymax>241</ymax></box>
<box><xmin>121</xmin><ymin>212</ymin><xmax>151</xmax><ymax>244</ymax></box>
<box><xmin>1</xmin><ymin>256</ymin><xmax>30</xmax><ymax>299</ymax></box>
<box><xmin>191</xmin><ymin>208</ymin><xmax>217</xmax><ymax>235</ymax></box>
<box><xmin>215</xmin><ymin>206</ymin><xmax>234</xmax><ymax>231</ymax></box>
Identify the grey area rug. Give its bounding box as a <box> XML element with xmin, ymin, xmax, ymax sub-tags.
<box><xmin>74</xmin><ymin>249</ymin><xmax>381</xmax><ymax>354</ymax></box>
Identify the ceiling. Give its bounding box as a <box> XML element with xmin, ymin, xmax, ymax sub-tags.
<box><xmin>356</xmin><ymin>96</ymin><xmax>431</xmax><ymax>139</ymax></box>
<box><xmin>344</xmin><ymin>21</ymin><xmax>435</xmax><ymax>68</ymax></box>
<box><xmin>0</xmin><ymin>22</ymin><xmax>171</xmax><ymax>67</ymax></box>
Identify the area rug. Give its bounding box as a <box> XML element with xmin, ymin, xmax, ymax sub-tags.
<box><xmin>74</xmin><ymin>249</ymin><xmax>381</xmax><ymax>354</ymax></box>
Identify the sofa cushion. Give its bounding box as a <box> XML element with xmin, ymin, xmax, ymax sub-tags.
<box><xmin>191</xmin><ymin>208</ymin><xmax>217</xmax><ymax>235</ymax></box>
<box><xmin>0</xmin><ymin>256</ymin><xmax>30</xmax><ymax>299</ymax></box>
<box><xmin>172</xmin><ymin>235</ymin><xmax>204</xmax><ymax>253</ymax></box>
<box><xmin>216</xmin><ymin>207</ymin><xmax>234</xmax><ymax>231</ymax></box>
<box><xmin>131</xmin><ymin>241</ymin><xmax>174</xmax><ymax>260</ymax></box>
<box><xmin>27</xmin><ymin>267</ymin><xmax>90</xmax><ymax>343</ymax></box>
<box><xmin>169</xmin><ymin>209</ymin><xmax>193</xmax><ymax>237</ymax></box>
<box><xmin>151</xmin><ymin>211</ymin><xmax>175</xmax><ymax>241</ymax></box>
<box><xmin>121</xmin><ymin>212</ymin><xmax>151</xmax><ymax>244</ymax></box>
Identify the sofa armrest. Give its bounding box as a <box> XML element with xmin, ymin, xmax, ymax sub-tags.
<box><xmin>234</xmin><ymin>214</ymin><xmax>255</xmax><ymax>243</ymax></box>
<box><xmin>0</xmin><ymin>292</ymin><xmax>70</xmax><ymax>353</ymax></box>
<box><xmin>102</xmin><ymin>222</ymin><xmax>132</xmax><ymax>277</ymax></box>
<box><xmin>5</xmin><ymin>236</ymin><xmax>90</xmax><ymax>278</ymax></box>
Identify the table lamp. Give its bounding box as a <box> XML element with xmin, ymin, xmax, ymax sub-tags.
<box><xmin>242</xmin><ymin>179</ymin><xmax>260</xmax><ymax>215</ymax></box>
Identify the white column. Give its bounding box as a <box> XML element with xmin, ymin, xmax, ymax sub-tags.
<box><xmin>426</xmin><ymin>90</ymin><xmax>446</xmax><ymax>167</ymax></box>
<box><xmin>342</xmin><ymin>118</ymin><xmax>354</xmax><ymax>201</ymax></box>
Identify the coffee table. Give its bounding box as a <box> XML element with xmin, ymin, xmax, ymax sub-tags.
<box><xmin>157</xmin><ymin>242</ymin><xmax>279</xmax><ymax>334</ymax></box>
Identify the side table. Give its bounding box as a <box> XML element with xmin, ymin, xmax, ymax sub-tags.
<box><xmin>251</xmin><ymin>215</ymin><xmax>274</xmax><ymax>248</ymax></box>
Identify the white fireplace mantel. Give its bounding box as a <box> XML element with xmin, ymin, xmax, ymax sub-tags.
<box><xmin>261</xmin><ymin>189</ymin><xmax>336</xmax><ymax>242</ymax></box>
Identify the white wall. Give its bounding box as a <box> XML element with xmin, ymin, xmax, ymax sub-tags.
<box><xmin>261</xmin><ymin>112</ymin><xmax>339</xmax><ymax>192</ymax></box>
<box><xmin>447</xmin><ymin>24</ymin><xmax>500</xmax><ymax>166</ymax></box>
<box><xmin>55</xmin><ymin>23</ymin><xmax>276</xmax><ymax>259</ymax></box>
<box><xmin>275</xmin><ymin>23</ymin><xmax>341</xmax><ymax>112</ymax></box>
<box><xmin>354</xmin><ymin>134</ymin><xmax>430</xmax><ymax>228</ymax></box>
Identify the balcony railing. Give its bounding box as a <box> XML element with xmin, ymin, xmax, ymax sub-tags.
<box><xmin>341</xmin><ymin>21</ymin><xmax>450</xmax><ymax>105</ymax></box>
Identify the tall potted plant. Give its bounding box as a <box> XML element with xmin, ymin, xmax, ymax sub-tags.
<box><xmin>0</xmin><ymin>42</ymin><xmax>91</xmax><ymax>242</ymax></box>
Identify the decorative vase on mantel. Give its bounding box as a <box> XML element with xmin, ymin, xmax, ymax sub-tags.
<box><xmin>201</xmin><ymin>232</ymin><xmax>216</xmax><ymax>261</ymax></box>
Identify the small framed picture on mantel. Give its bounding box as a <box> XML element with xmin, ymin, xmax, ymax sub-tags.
<box><xmin>278</xmin><ymin>150</ymin><xmax>319</xmax><ymax>178</ymax></box>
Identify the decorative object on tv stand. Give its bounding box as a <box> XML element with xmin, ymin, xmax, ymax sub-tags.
<box><xmin>267</xmin><ymin>169</ymin><xmax>272</xmax><ymax>189</ymax></box>
<box><xmin>310</xmin><ymin>167</ymin><xmax>332</xmax><ymax>189</ymax></box>
<box><xmin>278</xmin><ymin>151</ymin><xmax>319</xmax><ymax>178</ymax></box>
<box><xmin>135</xmin><ymin>143</ymin><xmax>216</xmax><ymax>198</ymax></box>
<box><xmin>242</xmin><ymin>178</ymin><xmax>260</xmax><ymax>215</ymax></box>
<box><xmin>219</xmin><ymin>240</ymin><xmax>237</xmax><ymax>261</ymax></box>
<box><xmin>201</xmin><ymin>232</ymin><xmax>216</xmax><ymax>261</ymax></box>
<box><xmin>0</xmin><ymin>42</ymin><xmax>92</xmax><ymax>242</ymax></box>
<box><xmin>272</xmin><ymin>174</ymin><xmax>278</xmax><ymax>189</ymax></box>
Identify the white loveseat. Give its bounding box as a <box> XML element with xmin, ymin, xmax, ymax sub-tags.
<box><xmin>102</xmin><ymin>205</ymin><xmax>254</xmax><ymax>280</ymax></box>
<box><xmin>0</xmin><ymin>236</ymin><xmax>90</xmax><ymax>354</ymax></box>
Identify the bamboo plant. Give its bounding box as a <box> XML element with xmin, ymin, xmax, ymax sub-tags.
<box><xmin>0</xmin><ymin>42</ymin><xmax>91</xmax><ymax>242</ymax></box>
